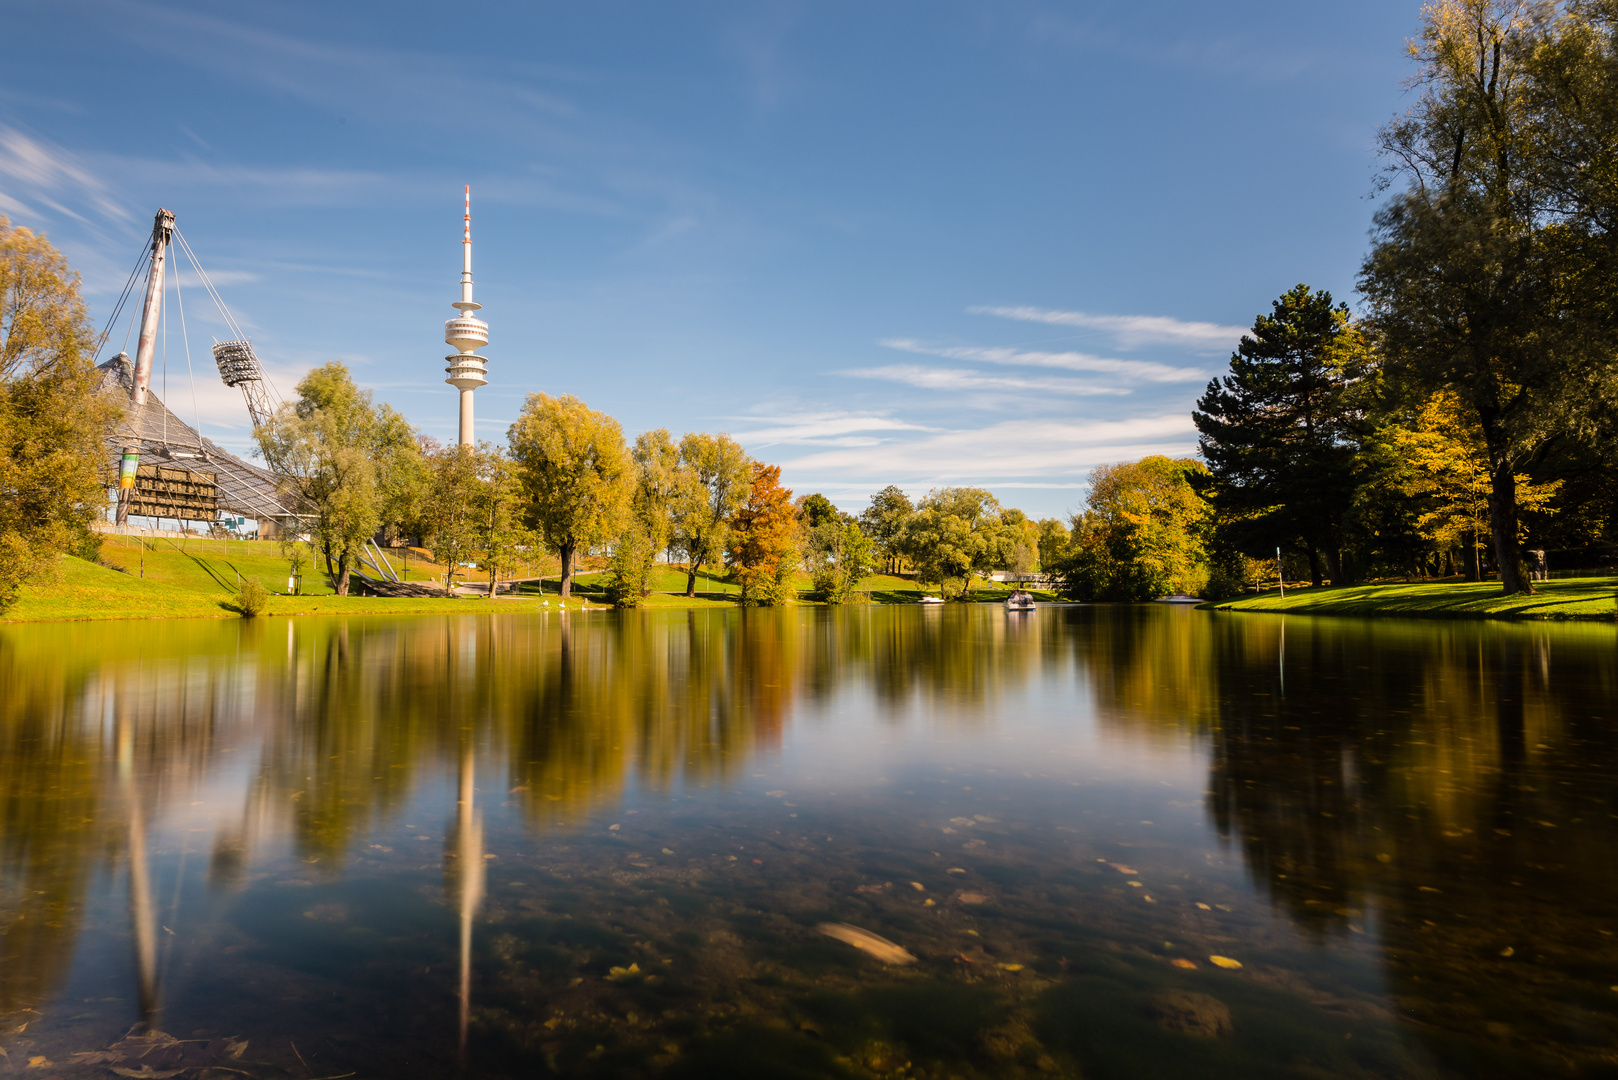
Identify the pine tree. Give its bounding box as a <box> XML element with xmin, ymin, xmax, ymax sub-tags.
<box><xmin>1193</xmin><ymin>284</ymin><xmax>1364</xmax><ymax>586</ymax></box>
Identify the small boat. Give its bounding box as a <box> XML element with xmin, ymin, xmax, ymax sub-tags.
<box><xmin>1005</xmin><ymin>590</ymin><xmax>1036</xmax><ymax>611</ymax></box>
<box><xmin>918</xmin><ymin>595</ymin><xmax>946</xmax><ymax>605</ymax></box>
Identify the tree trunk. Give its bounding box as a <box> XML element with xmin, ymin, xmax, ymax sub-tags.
<box><xmin>685</xmin><ymin>562</ymin><xmax>699</xmax><ymax>598</ymax></box>
<box><xmin>1306</xmin><ymin>546</ymin><xmax>1323</xmax><ymax>587</ymax></box>
<box><xmin>1486</xmin><ymin>459</ymin><xmax>1533</xmax><ymax>595</ymax></box>
<box><xmin>336</xmin><ymin>553</ymin><xmax>352</xmax><ymax>597</ymax></box>
<box><xmin>1324</xmin><ymin>548</ymin><xmax>1344</xmax><ymax>586</ymax></box>
<box><xmin>488</xmin><ymin>564</ymin><xmax>497</xmax><ymax>599</ymax></box>
<box><xmin>559</xmin><ymin>541</ymin><xmax>575</xmax><ymax>599</ymax></box>
<box><xmin>1461</xmin><ymin>535</ymin><xmax>1480</xmax><ymax>582</ymax></box>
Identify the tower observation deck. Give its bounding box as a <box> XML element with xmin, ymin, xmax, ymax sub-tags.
<box><xmin>444</xmin><ymin>186</ymin><xmax>488</xmax><ymax>446</ymax></box>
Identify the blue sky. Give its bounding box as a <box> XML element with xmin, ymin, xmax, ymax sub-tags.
<box><xmin>1</xmin><ymin>0</ymin><xmax>1414</xmax><ymax>519</ymax></box>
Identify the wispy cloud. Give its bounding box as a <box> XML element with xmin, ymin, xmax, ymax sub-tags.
<box><xmin>730</xmin><ymin>411</ymin><xmax>937</xmax><ymax>447</ymax></box>
<box><xmin>840</xmin><ymin>364</ymin><xmax>1130</xmax><ymax>397</ymax></box>
<box><xmin>971</xmin><ymin>305</ymin><xmax>1246</xmax><ymax>351</ymax></box>
<box><xmin>780</xmin><ymin>413</ymin><xmax>1198</xmax><ymax>487</ymax></box>
<box><xmin>880</xmin><ymin>338</ymin><xmax>1205</xmax><ymax>382</ymax></box>
<box><xmin>0</xmin><ymin>125</ymin><xmax>129</xmax><ymax>224</ymax></box>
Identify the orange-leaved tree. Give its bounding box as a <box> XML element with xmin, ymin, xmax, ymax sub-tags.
<box><xmin>727</xmin><ymin>463</ymin><xmax>798</xmax><ymax>605</ymax></box>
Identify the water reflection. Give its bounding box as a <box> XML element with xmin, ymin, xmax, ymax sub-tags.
<box><xmin>0</xmin><ymin>607</ymin><xmax>1614</xmax><ymax>1078</ymax></box>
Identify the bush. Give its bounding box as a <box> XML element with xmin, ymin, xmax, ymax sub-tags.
<box><xmin>235</xmin><ymin>578</ymin><xmax>270</xmax><ymax>617</ymax></box>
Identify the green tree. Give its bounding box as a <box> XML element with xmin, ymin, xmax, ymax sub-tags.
<box><xmin>423</xmin><ymin>441</ymin><xmax>480</xmax><ymax>595</ymax></box>
<box><xmin>1359</xmin><ymin>0</ymin><xmax>1597</xmax><ymax>595</ymax></box>
<box><xmin>0</xmin><ymin>218</ymin><xmax>117</xmax><ymax>614</ymax></box>
<box><xmin>996</xmin><ymin>508</ymin><xmax>1041</xmax><ymax>575</ymax></box>
<box><xmin>1193</xmin><ymin>285</ymin><xmax>1365</xmax><ymax>586</ymax></box>
<box><xmin>473</xmin><ymin>445</ymin><xmax>530</xmax><ymax>599</ymax></box>
<box><xmin>508</xmin><ymin>393</ymin><xmax>632</xmax><ymax>600</ymax></box>
<box><xmin>904</xmin><ymin>487</ymin><xmax>1003</xmax><ymax>599</ymax></box>
<box><xmin>1059</xmin><ymin>456</ymin><xmax>1212</xmax><ymax>601</ymax></box>
<box><xmin>859</xmin><ymin>485</ymin><xmax>914</xmax><ymax>573</ymax></box>
<box><xmin>728</xmin><ymin>462</ymin><xmax>798</xmax><ymax>605</ymax></box>
<box><xmin>258</xmin><ymin>362</ymin><xmax>418</xmax><ymax>597</ymax></box>
<box><xmin>608</xmin><ymin>429</ymin><xmax>692</xmax><ymax>607</ymax></box>
<box><xmin>673</xmin><ymin>432</ymin><xmax>751</xmax><ymax>597</ymax></box>
<box><xmin>806</xmin><ymin>519</ymin><xmax>876</xmax><ymax>603</ymax></box>
<box><xmin>1035</xmin><ymin>517</ymin><xmax>1070</xmax><ymax>571</ymax></box>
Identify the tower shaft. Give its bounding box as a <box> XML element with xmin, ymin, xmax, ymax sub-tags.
<box><xmin>131</xmin><ymin>209</ymin><xmax>175</xmax><ymax>406</ymax></box>
<box><xmin>444</xmin><ymin>185</ymin><xmax>488</xmax><ymax>447</ymax></box>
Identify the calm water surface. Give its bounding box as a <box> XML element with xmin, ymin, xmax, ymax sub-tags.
<box><xmin>2</xmin><ymin>605</ymin><xmax>1616</xmax><ymax>1079</ymax></box>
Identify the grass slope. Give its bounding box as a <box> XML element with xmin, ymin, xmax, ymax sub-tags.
<box><xmin>8</xmin><ymin>542</ymin><xmax>1059</xmax><ymax>624</ymax></box>
<box><xmin>1203</xmin><ymin>577</ymin><xmax>1618</xmax><ymax>621</ymax></box>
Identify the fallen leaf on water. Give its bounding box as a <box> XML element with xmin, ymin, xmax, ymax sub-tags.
<box><xmin>1195</xmin><ymin>903</ymin><xmax>1212</xmax><ymax>911</ymax></box>
<box><xmin>1127</xmin><ymin>881</ymin><xmax>1143</xmax><ymax>888</ymax></box>
<box><xmin>1499</xmin><ymin>947</ymin><xmax>1515</xmax><ymax>957</ymax></box>
<box><xmin>608</xmin><ymin>963</ymin><xmax>642</xmax><ymax>981</ymax></box>
<box><xmin>949</xmin><ymin>817</ymin><xmax>975</xmax><ymax>826</ymax></box>
<box><xmin>910</xmin><ymin>882</ymin><xmax>926</xmax><ymax>891</ymax></box>
<box><xmin>661</xmin><ymin>848</ymin><xmax>675</xmax><ymax>855</ymax></box>
<box><xmin>923</xmin><ymin>899</ymin><xmax>936</xmax><ymax>907</ymax></box>
<box><xmin>110</xmin><ymin>1068</ymin><xmax>182</xmax><ymax>1079</ymax></box>
<box><xmin>947</xmin><ymin>867</ymin><xmax>966</xmax><ymax>874</ymax></box>
<box><xmin>1171</xmin><ymin>959</ymin><xmax>1197</xmax><ymax>969</ymax></box>
<box><xmin>1000</xmin><ymin>964</ymin><xmax>1024</xmax><ymax>971</ymax></box>
<box><xmin>818</xmin><ymin>923</ymin><xmax>916</xmax><ymax>965</ymax></box>
<box><xmin>765</xmin><ymin>791</ymin><xmax>786</xmax><ymax>798</ymax></box>
<box><xmin>1108</xmin><ymin>863</ymin><xmax>1139</xmax><ymax>875</ymax></box>
<box><xmin>1418</xmin><ymin>886</ymin><xmax>1442</xmax><ymax>893</ymax></box>
<box><xmin>26</xmin><ymin>1056</ymin><xmax>50</xmax><ymax>1069</ymax></box>
<box><xmin>1143</xmin><ymin>895</ymin><xmax>1156</xmax><ymax>903</ymax></box>
<box><xmin>957</xmin><ymin>892</ymin><xmax>988</xmax><ymax>905</ymax></box>
<box><xmin>1209</xmin><ymin>956</ymin><xmax>1242</xmax><ymax>969</ymax></box>
<box><xmin>608</xmin><ymin>824</ymin><xmax>620</xmax><ymax>831</ymax></box>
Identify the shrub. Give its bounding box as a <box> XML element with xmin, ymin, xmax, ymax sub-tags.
<box><xmin>235</xmin><ymin>577</ymin><xmax>270</xmax><ymax>617</ymax></box>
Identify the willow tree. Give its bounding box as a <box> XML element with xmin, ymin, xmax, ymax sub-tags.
<box><xmin>0</xmin><ymin>218</ymin><xmax>118</xmax><ymax>614</ymax></box>
<box><xmin>508</xmin><ymin>393</ymin><xmax>631</xmax><ymax>600</ymax></box>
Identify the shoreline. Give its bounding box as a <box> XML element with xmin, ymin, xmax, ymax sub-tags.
<box><xmin>1199</xmin><ymin>577</ymin><xmax>1617</xmax><ymax>623</ymax></box>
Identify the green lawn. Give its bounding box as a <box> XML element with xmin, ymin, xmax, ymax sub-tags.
<box><xmin>7</xmin><ymin>546</ymin><xmax>1058</xmax><ymax>624</ymax></box>
<box><xmin>1202</xmin><ymin>577</ymin><xmax>1618</xmax><ymax>621</ymax></box>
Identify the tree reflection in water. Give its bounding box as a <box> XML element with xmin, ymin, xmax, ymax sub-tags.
<box><xmin>0</xmin><ymin>607</ymin><xmax>1613</xmax><ymax>1078</ymax></box>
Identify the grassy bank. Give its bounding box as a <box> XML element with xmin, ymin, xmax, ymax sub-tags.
<box><xmin>6</xmin><ymin>539</ymin><xmax>1058</xmax><ymax>623</ymax></box>
<box><xmin>1202</xmin><ymin>577</ymin><xmax>1618</xmax><ymax>621</ymax></box>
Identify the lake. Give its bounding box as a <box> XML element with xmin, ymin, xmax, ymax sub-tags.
<box><xmin>1</xmin><ymin>605</ymin><xmax>1615</xmax><ymax>1079</ymax></box>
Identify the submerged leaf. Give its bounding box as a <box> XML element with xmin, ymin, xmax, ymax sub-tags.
<box><xmin>1208</xmin><ymin>955</ymin><xmax>1243</xmax><ymax>969</ymax></box>
<box><xmin>818</xmin><ymin>922</ymin><xmax>917</xmax><ymax>964</ymax></box>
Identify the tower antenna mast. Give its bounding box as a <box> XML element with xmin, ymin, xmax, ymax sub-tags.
<box><xmin>444</xmin><ymin>186</ymin><xmax>488</xmax><ymax>446</ymax></box>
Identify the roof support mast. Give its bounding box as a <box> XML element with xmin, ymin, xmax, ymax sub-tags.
<box><xmin>130</xmin><ymin>209</ymin><xmax>175</xmax><ymax>407</ymax></box>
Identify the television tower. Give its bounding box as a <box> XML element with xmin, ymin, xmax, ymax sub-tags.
<box><xmin>444</xmin><ymin>186</ymin><xmax>488</xmax><ymax>446</ymax></box>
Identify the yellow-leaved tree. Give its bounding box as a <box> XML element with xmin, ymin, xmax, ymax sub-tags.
<box><xmin>0</xmin><ymin>217</ymin><xmax>119</xmax><ymax>613</ymax></box>
<box><xmin>1389</xmin><ymin>390</ymin><xmax>1560</xmax><ymax>578</ymax></box>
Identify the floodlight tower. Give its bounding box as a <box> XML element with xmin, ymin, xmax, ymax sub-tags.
<box><xmin>444</xmin><ymin>186</ymin><xmax>488</xmax><ymax>447</ymax></box>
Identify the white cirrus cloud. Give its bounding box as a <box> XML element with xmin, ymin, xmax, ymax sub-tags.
<box><xmin>839</xmin><ymin>364</ymin><xmax>1131</xmax><ymax>397</ymax></box>
<box><xmin>0</xmin><ymin>125</ymin><xmax>129</xmax><ymax>224</ymax></box>
<box><xmin>971</xmin><ymin>305</ymin><xmax>1247</xmax><ymax>351</ymax></box>
<box><xmin>779</xmin><ymin>414</ymin><xmax>1198</xmax><ymax>488</ymax></box>
<box><xmin>880</xmin><ymin>338</ymin><xmax>1204</xmax><ymax>382</ymax></box>
<box><xmin>729</xmin><ymin>411</ymin><xmax>939</xmax><ymax>447</ymax></box>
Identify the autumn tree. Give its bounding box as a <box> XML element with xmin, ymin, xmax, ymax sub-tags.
<box><xmin>673</xmin><ymin>432</ymin><xmax>751</xmax><ymax>596</ymax></box>
<box><xmin>859</xmin><ymin>485</ymin><xmax>914</xmax><ymax>573</ymax></box>
<box><xmin>1389</xmin><ymin>390</ymin><xmax>1561</xmax><ymax>578</ymax></box>
<box><xmin>258</xmin><ymin>362</ymin><xmax>418</xmax><ymax>597</ymax></box>
<box><xmin>1357</xmin><ymin>0</ymin><xmax>1618</xmax><ymax>594</ymax></box>
<box><xmin>1058</xmin><ymin>456</ymin><xmax>1213</xmax><ymax>602</ymax></box>
<box><xmin>0</xmin><ymin>218</ymin><xmax>117</xmax><ymax>613</ymax></box>
<box><xmin>996</xmin><ymin>508</ymin><xmax>1041</xmax><ymax>575</ymax></box>
<box><xmin>508</xmin><ymin>394</ymin><xmax>631</xmax><ymax>600</ymax></box>
<box><xmin>728</xmin><ymin>463</ymin><xmax>798</xmax><ymax>605</ymax></box>
<box><xmin>474</xmin><ymin>446</ymin><xmax>530</xmax><ymax>598</ymax></box>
